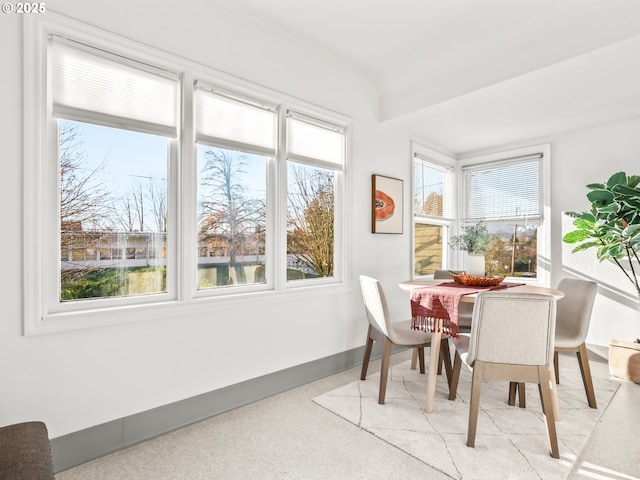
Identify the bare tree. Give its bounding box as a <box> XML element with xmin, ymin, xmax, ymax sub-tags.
<box><xmin>59</xmin><ymin>122</ymin><xmax>111</xmax><ymax>229</ymax></box>
<box><xmin>287</xmin><ymin>165</ymin><xmax>334</xmax><ymax>278</ymax></box>
<box><xmin>59</xmin><ymin>122</ymin><xmax>114</xmax><ymax>284</ymax></box>
<box><xmin>117</xmin><ymin>196</ymin><xmax>136</xmax><ymax>232</ymax></box>
<box><xmin>132</xmin><ymin>182</ymin><xmax>146</xmax><ymax>232</ymax></box>
<box><xmin>199</xmin><ymin>148</ymin><xmax>265</xmax><ymax>284</ymax></box>
<box><xmin>148</xmin><ymin>178</ymin><xmax>167</xmax><ymax>232</ymax></box>
<box><xmin>113</xmin><ymin>177</ymin><xmax>166</xmax><ymax>233</ymax></box>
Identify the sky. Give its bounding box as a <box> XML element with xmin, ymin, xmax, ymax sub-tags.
<box><xmin>67</xmin><ymin>120</ymin><xmax>168</xmax><ymax>198</ymax></box>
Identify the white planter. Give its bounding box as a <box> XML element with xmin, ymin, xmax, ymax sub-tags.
<box><xmin>463</xmin><ymin>254</ymin><xmax>485</xmax><ymax>277</ymax></box>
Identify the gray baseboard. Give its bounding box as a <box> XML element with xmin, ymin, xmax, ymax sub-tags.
<box><xmin>50</xmin><ymin>344</ymin><xmax>377</xmax><ymax>473</ymax></box>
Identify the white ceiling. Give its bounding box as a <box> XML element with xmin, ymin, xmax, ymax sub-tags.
<box><xmin>216</xmin><ymin>0</ymin><xmax>640</xmax><ymax>155</ymax></box>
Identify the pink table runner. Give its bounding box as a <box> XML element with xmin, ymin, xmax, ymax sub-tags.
<box><xmin>410</xmin><ymin>281</ymin><xmax>523</xmax><ymax>337</ymax></box>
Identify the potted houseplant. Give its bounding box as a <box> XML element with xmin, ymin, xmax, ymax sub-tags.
<box><xmin>449</xmin><ymin>222</ymin><xmax>496</xmax><ymax>277</ymax></box>
<box><xmin>563</xmin><ymin>171</ymin><xmax>640</xmax><ymax>383</ymax></box>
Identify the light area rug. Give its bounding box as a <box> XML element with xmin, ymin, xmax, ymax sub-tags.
<box><xmin>313</xmin><ymin>356</ymin><xmax>618</xmax><ymax>480</ymax></box>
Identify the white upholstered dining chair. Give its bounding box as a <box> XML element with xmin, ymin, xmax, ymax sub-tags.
<box><xmin>509</xmin><ymin>278</ymin><xmax>598</xmax><ymax>409</ymax></box>
<box><xmin>554</xmin><ymin>278</ymin><xmax>598</xmax><ymax>407</ymax></box>
<box><xmin>447</xmin><ymin>291</ymin><xmax>560</xmax><ymax>458</ymax></box>
<box><xmin>359</xmin><ymin>275</ymin><xmax>453</xmax><ymax>404</ymax></box>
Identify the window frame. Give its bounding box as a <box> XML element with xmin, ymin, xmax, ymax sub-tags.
<box><xmin>283</xmin><ymin>109</ymin><xmax>346</xmax><ymax>289</ymax></box>
<box><xmin>192</xmin><ymin>82</ymin><xmax>278</xmax><ymax>297</ymax></box>
<box><xmin>456</xmin><ymin>144</ymin><xmax>551</xmax><ymax>285</ymax></box>
<box><xmin>410</xmin><ymin>143</ymin><xmax>457</xmax><ymax>278</ymax></box>
<box><xmin>23</xmin><ymin>13</ymin><xmax>350</xmax><ymax>335</ymax></box>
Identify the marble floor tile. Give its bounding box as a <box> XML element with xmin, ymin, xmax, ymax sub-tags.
<box><xmin>314</xmin><ymin>358</ymin><xmax>618</xmax><ymax>480</ymax></box>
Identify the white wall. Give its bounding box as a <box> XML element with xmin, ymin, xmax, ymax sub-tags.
<box><xmin>548</xmin><ymin>119</ymin><xmax>640</xmax><ymax>348</ymax></box>
<box><xmin>0</xmin><ymin>2</ymin><xmax>415</xmax><ymax>438</ymax></box>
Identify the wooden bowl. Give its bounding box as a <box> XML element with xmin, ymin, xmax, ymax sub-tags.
<box><xmin>449</xmin><ymin>271</ymin><xmax>506</xmax><ymax>287</ymax></box>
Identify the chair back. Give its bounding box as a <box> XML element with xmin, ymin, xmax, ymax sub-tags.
<box><xmin>555</xmin><ymin>278</ymin><xmax>597</xmax><ymax>345</ymax></box>
<box><xmin>467</xmin><ymin>291</ymin><xmax>556</xmax><ymax>367</ymax></box>
<box><xmin>359</xmin><ymin>275</ymin><xmax>391</xmax><ymax>337</ymax></box>
<box><xmin>433</xmin><ymin>269</ymin><xmax>463</xmax><ymax>279</ymax></box>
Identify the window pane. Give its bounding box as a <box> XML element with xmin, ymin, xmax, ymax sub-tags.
<box><xmin>59</xmin><ymin>120</ymin><xmax>168</xmax><ymax>301</ymax></box>
<box><xmin>414</xmin><ymin>160</ymin><xmax>445</xmax><ymax>217</ymax></box>
<box><xmin>414</xmin><ymin>223</ymin><xmax>446</xmax><ymax>276</ymax></box>
<box><xmin>287</xmin><ymin>162</ymin><xmax>335</xmax><ymax>280</ymax></box>
<box><xmin>197</xmin><ymin>145</ymin><xmax>267</xmax><ymax>289</ymax></box>
<box><xmin>484</xmin><ymin>224</ymin><xmax>537</xmax><ymax>278</ymax></box>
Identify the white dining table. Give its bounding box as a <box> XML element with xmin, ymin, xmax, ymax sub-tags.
<box><xmin>399</xmin><ymin>279</ymin><xmax>565</xmax><ymax>414</ymax></box>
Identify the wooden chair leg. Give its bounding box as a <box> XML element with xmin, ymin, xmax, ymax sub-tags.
<box><xmin>577</xmin><ymin>343</ymin><xmax>597</xmax><ymax>408</ymax></box>
<box><xmin>554</xmin><ymin>351</ymin><xmax>560</xmax><ymax>385</ymax></box>
<box><xmin>378</xmin><ymin>340</ymin><xmax>393</xmax><ymax>404</ymax></box>
<box><xmin>410</xmin><ymin>348</ymin><xmax>418</xmax><ymax>370</ymax></box>
<box><xmin>417</xmin><ymin>347</ymin><xmax>426</xmax><ymax>374</ymax></box>
<box><xmin>467</xmin><ymin>362</ymin><xmax>485</xmax><ymax>448</ymax></box>
<box><xmin>360</xmin><ymin>329</ymin><xmax>374</xmax><ymax>381</ymax></box>
<box><xmin>425</xmin><ymin>328</ymin><xmax>443</xmax><ymax>413</ymax></box>
<box><xmin>440</xmin><ymin>338</ymin><xmax>453</xmax><ymax>386</ymax></box>
<box><xmin>508</xmin><ymin>382</ymin><xmax>526</xmax><ymax>408</ymax></box>
<box><xmin>448</xmin><ymin>350</ymin><xmax>462</xmax><ymax>400</ymax></box>
<box><xmin>538</xmin><ymin>366</ymin><xmax>560</xmax><ymax>459</ymax></box>
<box><xmin>508</xmin><ymin>382</ymin><xmax>517</xmax><ymax>406</ymax></box>
<box><xmin>517</xmin><ymin>382</ymin><xmax>526</xmax><ymax>408</ymax></box>
<box><xmin>548</xmin><ymin>366</ymin><xmax>561</xmax><ymax>421</ymax></box>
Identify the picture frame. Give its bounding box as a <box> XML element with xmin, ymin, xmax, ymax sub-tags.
<box><xmin>372</xmin><ymin>174</ymin><xmax>403</xmax><ymax>234</ymax></box>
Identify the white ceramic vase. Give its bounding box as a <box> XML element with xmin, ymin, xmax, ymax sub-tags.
<box><xmin>463</xmin><ymin>253</ymin><xmax>485</xmax><ymax>277</ymax></box>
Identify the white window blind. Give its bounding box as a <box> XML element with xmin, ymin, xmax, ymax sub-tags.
<box><xmin>50</xmin><ymin>36</ymin><xmax>179</xmax><ymax>137</ymax></box>
<box><xmin>286</xmin><ymin>112</ymin><xmax>345</xmax><ymax>166</ymax></box>
<box><xmin>463</xmin><ymin>154</ymin><xmax>542</xmax><ymax>222</ymax></box>
<box><xmin>195</xmin><ymin>83</ymin><xmax>277</xmax><ymax>155</ymax></box>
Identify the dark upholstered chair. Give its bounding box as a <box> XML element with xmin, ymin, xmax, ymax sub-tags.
<box><xmin>0</xmin><ymin>421</ymin><xmax>54</xmax><ymax>480</ymax></box>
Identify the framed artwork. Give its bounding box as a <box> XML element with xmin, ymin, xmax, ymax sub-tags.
<box><xmin>372</xmin><ymin>174</ymin><xmax>403</xmax><ymax>234</ymax></box>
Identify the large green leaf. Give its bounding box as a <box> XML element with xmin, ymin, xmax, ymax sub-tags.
<box><xmin>596</xmin><ymin>202</ymin><xmax>620</xmax><ymax>214</ymax></box>
<box><xmin>578</xmin><ymin>212</ymin><xmax>596</xmax><ymax>223</ymax></box>
<box><xmin>607</xmin><ymin>171</ymin><xmax>627</xmax><ymax>188</ymax></box>
<box><xmin>628</xmin><ymin>175</ymin><xmax>640</xmax><ymax>188</ymax></box>
<box><xmin>587</xmin><ymin>189</ymin><xmax>615</xmax><ymax>204</ymax></box>
<box><xmin>607</xmin><ymin>245</ymin><xmax>625</xmax><ymax>259</ymax></box>
<box><xmin>573</xmin><ymin>216</ymin><xmax>594</xmax><ymax>230</ymax></box>
<box><xmin>624</xmin><ymin>224</ymin><xmax>640</xmax><ymax>237</ymax></box>
<box><xmin>563</xmin><ymin>230</ymin><xmax>590</xmax><ymax>243</ymax></box>
<box><xmin>621</xmin><ymin>198</ymin><xmax>640</xmax><ymax>210</ymax></box>
<box><xmin>571</xmin><ymin>241</ymin><xmax>600</xmax><ymax>252</ymax></box>
<box><xmin>586</xmin><ymin>182</ymin><xmax>605</xmax><ymax>190</ymax></box>
<box><xmin>612</xmin><ymin>184</ymin><xmax>640</xmax><ymax>197</ymax></box>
